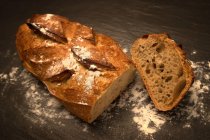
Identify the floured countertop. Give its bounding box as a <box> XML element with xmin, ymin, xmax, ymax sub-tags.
<box><xmin>0</xmin><ymin>0</ymin><xmax>210</xmax><ymax>140</ymax></box>
<box><xmin>1</xmin><ymin>52</ymin><xmax>210</xmax><ymax>140</ymax></box>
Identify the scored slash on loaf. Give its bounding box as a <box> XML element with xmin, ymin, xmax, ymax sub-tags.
<box><xmin>16</xmin><ymin>14</ymin><xmax>135</xmax><ymax>123</ymax></box>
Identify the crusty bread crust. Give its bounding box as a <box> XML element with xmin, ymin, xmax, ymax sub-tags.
<box><xmin>131</xmin><ymin>33</ymin><xmax>194</xmax><ymax>111</ymax></box>
<box><xmin>16</xmin><ymin>14</ymin><xmax>135</xmax><ymax>122</ymax></box>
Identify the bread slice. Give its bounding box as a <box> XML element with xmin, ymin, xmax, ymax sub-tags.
<box><xmin>16</xmin><ymin>14</ymin><xmax>135</xmax><ymax>123</ymax></box>
<box><xmin>131</xmin><ymin>33</ymin><xmax>194</xmax><ymax>111</ymax></box>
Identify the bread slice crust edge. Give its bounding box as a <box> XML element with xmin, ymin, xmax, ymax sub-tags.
<box><xmin>131</xmin><ymin>33</ymin><xmax>194</xmax><ymax>111</ymax></box>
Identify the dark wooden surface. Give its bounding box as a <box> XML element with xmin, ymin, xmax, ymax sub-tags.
<box><xmin>0</xmin><ymin>0</ymin><xmax>210</xmax><ymax>140</ymax></box>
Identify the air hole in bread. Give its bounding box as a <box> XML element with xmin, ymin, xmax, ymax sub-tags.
<box><xmin>158</xmin><ymin>88</ymin><xmax>162</xmax><ymax>93</ymax></box>
<box><xmin>178</xmin><ymin>67</ymin><xmax>183</xmax><ymax>77</ymax></box>
<box><xmin>174</xmin><ymin>79</ymin><xmax>186</xmax><ymax>97</ymax></box>
<box><xmin>140</xmin><ymin>45</ymin><xmax>145</xmax><ymax>49</ymax></box>
<box><xmin>156</xmin><ymin>44</ymin><xmax>164</xmax><ymax>53</ymax></box>
<box><xmin>159</xmin><ymin>64</ymin><xmax>164</xmax><ymax>72</ymax></box>
<box><xmin>159</xmin><ymin>64</ymin><xmax>164</xmax><ymax>69</ymax></box>
<box><xmin>153</xmin><ymin>63</ymin><xmax>156</xmax><ymax>69</ymax></box>
<box><xmin>146</xmin><ymin>69</ymin><xmax>150</xmax><ymax>74</ymax></box>
<box><xmin>161</xmin><ymin>96</ymin><xmax>166</xmax><ymax>102</ymax></box>
<box><xmin>165</xmin><ymin>76</ymin><xmax>172</xmax><ymax>82</ymax></box>
<box><xmin>152</xmin><ymin>43</ymin><xmax>158</xmax><ymax>47</ymax></box>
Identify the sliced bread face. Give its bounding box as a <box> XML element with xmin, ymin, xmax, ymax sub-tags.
<box><xmin>131</xmin><ymin>33</ymin><xmax>193</xmax><ymax>111</ymax></box>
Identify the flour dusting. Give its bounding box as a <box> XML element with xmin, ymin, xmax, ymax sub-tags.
<box><xmin>0</xmin><ymin>73</ymin><xmax>8</xmax><ymax>80</ymax></box>
<box><xmin>123</xmin><ymin>48</ymin><xmax>128</xmax><ymax>53</ymax></box>
<box><xmin>190</xmin><ymin>50</ymin><xmax>197</xmax><ymax>55</ymax></box>
<box><xmin>0</xmin><ymin>68</ymin><xmax>75</xmax><ymax>127</ymax></box>
<box><xmin>132</xmin><ymin>104</ymin><xmax>166</xmax><ymax>135</ymax></box>
<box><xmin>85</xmin><ymin>71</ymin><xmax>101</xmax><ymax>92</ymax></box>
<box><xmin>21</xmin><ymin>70</ymin><xmax>75</xmax><ymax>126</ymax></box>
<box><xmin>117</xmin><ymin>79</ymin><xmax>168</xmax><ymax>135</ymax></box>
<box><xmin>9</xmin><ymin>67</ymin><xmax>19</xmax><ymax>82</ymax></box>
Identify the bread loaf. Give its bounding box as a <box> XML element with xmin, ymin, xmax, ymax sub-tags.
<box><xmin>131</xmin><ymin>33</ymin><xmax>193</xmax><ymax>111</ymax></box>
<box><xmin>16</xmin><ymin>14</ymin><xmax>135</xmax><ymax>123</ymax></box>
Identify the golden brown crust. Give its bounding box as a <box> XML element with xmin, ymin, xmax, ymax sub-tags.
<box><xmin>16</xmin><ymin>14</ymin><xmax>135</xmax><ymax>122</ymax></box>
<box><xmin>170</xmin><ymin>39</ymin><xmax>194</xmax><ymax>110</ymax></box>
<box><xmin>131</xmin><ymin>33</ymin><xmax>194</xmax><ymax>111</ymax></box>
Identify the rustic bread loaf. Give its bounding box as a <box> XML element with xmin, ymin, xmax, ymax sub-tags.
<box><xmin>131</xmin><ymin>33</ymin><xmax>194</xmax><ymax>111</ymax></box>
<box><xmin>16</xmin><ymin>14</ymin><xmax>135</xmax><ymax>123</ymax></box>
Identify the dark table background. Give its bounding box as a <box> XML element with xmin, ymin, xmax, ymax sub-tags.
<box><xmin>0</xmin><ymin>0</ymin><xmax>210</xmax><ymax>140</ymax></box>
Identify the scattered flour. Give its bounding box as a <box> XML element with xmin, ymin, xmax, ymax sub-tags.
<box><xmin>0</xmin><ymin>73</ymin><xmax>8</xmax><ymax>80</ymax></box>
<box><xmin>183</xmin><ymin>123</ymin><xmax>191</xmax><ymax>128</ymax></box>
<box><xmin>82</xmin><ymin>124</ymin><xmax>89</xmax><ymax>132</ymax></box>
<box><xmin>116</xmin><ymin>79</ymin><xmax>168</xmax><ymax>135</ymax></box>
<box><xmin>132</xmin><ymin>104</ymin><xmax>166</xmax><ymax>135</ymax></box>
<box><xmin>72</xmin><ymin>46</ymin><xmax>91</xmax><ymax>60</ymax></box>
<box><xmin>19</xmin><ymin>70</ymin><xmax>75</xmax><ymax>126</ymax></box>
<box><xmin>0</xmin><ymin>68</ymin><xmax>75</xmax><ymax>127</ymax></box>
<box><xmin>85</xmin><ymin>71</ymin><xmax>101</xmax><ymax>92</ymax></box>
<box><xmin>123</xmin><ymin>48</ymin><xmax>128</xmax><ymax>53</ymax></box>
<box><xmin>190</xmin><ymin>50</ymin><xmax>197</xmax><ymax>55</ymax></box>
<box><xmin>0</xmin><ymin>66</ymin><xmax>19</xmax><ymax>95</ymax></box>
<box><xmin>204</xmin><ymin>74</ymin><xmax>209</xmax><ymax>80</ymax></box>
<box><xmin>9</xmin><ymin>67</ymin><xmax>19</xmax><ymax>82</ymax></box>
<box><xmin>43</xmin><ymin>14</ymin><xmax>54</xmax><ymax>21</ymax></box>
<box><xmin>0</xmin><ymin>67</ymin><xmax>19</xmax><ymax>83</ymax></box>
